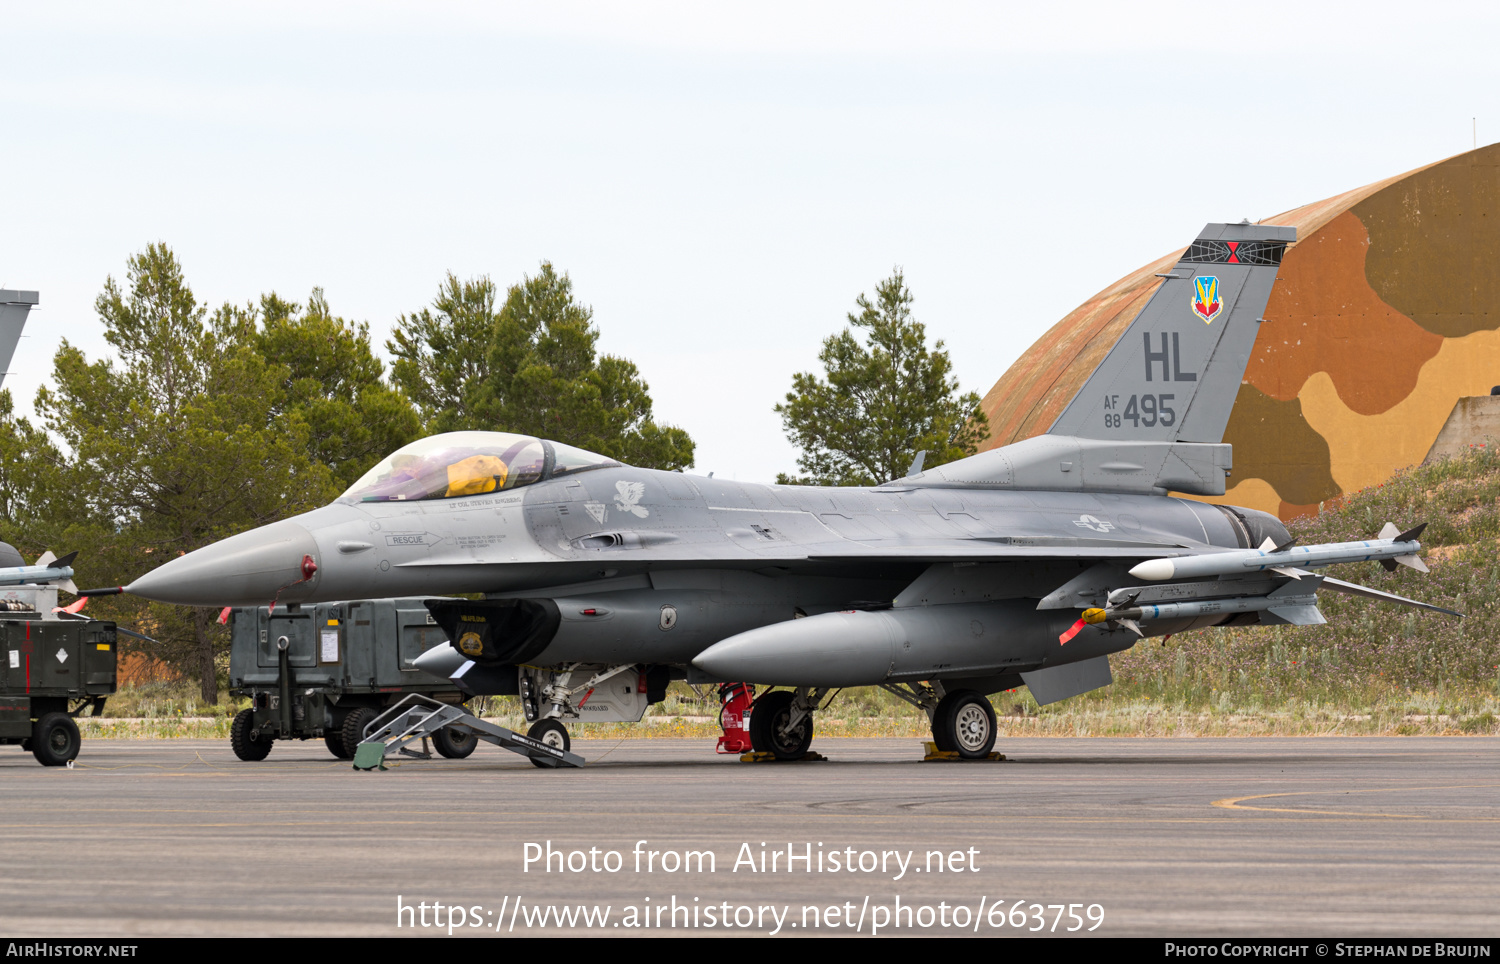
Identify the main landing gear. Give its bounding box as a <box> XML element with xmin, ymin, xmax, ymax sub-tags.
<box><xmin>879</xmin><ymin>682</ymin><xmax>999</xmax><ymax>760</ymax></box>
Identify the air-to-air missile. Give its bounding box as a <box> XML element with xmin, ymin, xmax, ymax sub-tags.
<box><xmin>0</xmin><ymin>550</ymin><xmax>80</xmax><ymax>594</ymax></box>
<box><xmin>1127</xmin><ymin>523</ymin><xmax>1429</xmax><ymax>582</ymax></box>
<box><xmin>107</xmin><ymin>221</ymin><xmax>1463</xmax><ymax>763</ymax></box>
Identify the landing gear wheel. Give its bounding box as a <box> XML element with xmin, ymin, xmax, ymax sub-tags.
<box><xmin>230</xmin><ymin>708</ymin><xmax>272</xmax><ymax>762</ymax></box>
<box><xmin>31</xmin><ymin>712</ymin><xmax>80</xmax><ymax>767</ymax></box>
<box><xmin>935</xmin><ymin>690</ymin><xmax>996</xmax><ymax>759</ymax></box>
<box><xmin>323</xmin><ymin>716</ymin><xmax>351</xmax><ymax>760</ymax></box>
<box><xmin>526</xmin><ymin>719</ymin><xmax>570</xmax><ymax>768</ymax></box>
<box><xmin>433</xmin><ymin>725</ymin><xmax>478</xmax><ymax>759</ymax></box>
<box><xmin>930</xmin><ymin>692</ymin><xmax>959</xmax><ymax>752</ymax></box>
<box><xmin>341</xmin><ymin>707</ymin><xmax>379</xmax><ymax>757</ymax></box>
<box><xmin>749</xmin><ymin>690</ymin><xmax>812</xmax><ymax>761</ymax></box>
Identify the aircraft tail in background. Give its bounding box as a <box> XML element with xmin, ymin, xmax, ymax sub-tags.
<box><xmin>0</xmin><ymin>290</ymin><xmax>38</xmax><ymax>393</ymax></box>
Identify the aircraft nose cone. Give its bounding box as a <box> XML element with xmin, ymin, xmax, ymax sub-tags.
<box><xmin>126</xmin><ymin>519</ymin><xmax>319</xmax><ymax>606</ymax></box>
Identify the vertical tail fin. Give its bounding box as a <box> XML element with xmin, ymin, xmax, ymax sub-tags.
<box><xmin>0</xmin><ymin>290</ymin><xmax>38</xmax><ymax>393</ymax></box>
<box><xmin>1047</xmin><ymin>224</ymin><xmax>1293</xmax><ymax>444</ymax></box>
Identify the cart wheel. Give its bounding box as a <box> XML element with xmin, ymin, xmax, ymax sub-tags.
<box><xmin>324</xmin><ymin>726</ymin><xmax>351</xmax><ymax>760</ymax></box>
<box><xmin>433</xmin><ymin>725</ymin><xmax>478</xmax><ymax>759</ymax></box>
<box><xmin>341</xmin><ymin>707</ymin><xmax>379</xmax><ymax>757</ymax></box>
<box><xmin>230</xmin><ymin>708</ymin><xmax>272</xmax><ymax>762</ymax></box>
<box><xmin>526</xmin><ymin>719</ymin><xmax>569</xmax><ymax>768</ymax></box>
<box><xmin>31</xmin><ymin>712</ymin><xmax>80</xmax><ymax>767</ymax></box>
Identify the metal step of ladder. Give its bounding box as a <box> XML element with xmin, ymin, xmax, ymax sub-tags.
<box><xmin>351</xmin><ymin>693</ymin><xmax>585</xmax><ymax>769</ymax></box>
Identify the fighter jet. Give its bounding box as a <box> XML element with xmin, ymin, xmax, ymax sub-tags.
<box><xmin>112</xmin><ymin>223</ymin><xmax>1459</xmax><ymax>760</ymax></box>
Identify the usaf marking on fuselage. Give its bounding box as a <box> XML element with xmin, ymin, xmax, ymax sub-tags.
<box><xmin>112</xmin><ymin>223</ymin><xmax>1458</xmax><ymax>761</ymax></box>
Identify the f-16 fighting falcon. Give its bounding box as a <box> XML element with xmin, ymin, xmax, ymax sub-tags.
<box><xmin>110</xmin><ymin>223</ymin><xmax>1459</xmax><ymax>761</ymax></box>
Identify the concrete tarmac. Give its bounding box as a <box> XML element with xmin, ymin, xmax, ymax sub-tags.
<box><xmin>1</xmin><ymin>736</ymin><xmax>1497</xmax><ymax>937</ymax></box>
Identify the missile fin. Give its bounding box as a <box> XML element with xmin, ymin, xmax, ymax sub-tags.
<box><xmin>1271</xmin><ymin>567</ymin><xmax>1301</xmax><ymax>579</ymax></box>
<box><xmin>1394</xmin><ymin>522</ymin><xmax>1427</xmax><ymax>543</ymax></box>
<box><xmin>54</xmin><ymin>550</ymin><xmax>79</xmax><ymax>569</ymax></box>
<box><xmin>1262</xmin><ymin>605</ymin><xmax>1326</xmax><ymax>626</ymax></box>
<box><xmin>57</xmin><ymin>579</ymin><xmax>78</xmax><ymax>595</ymax></box>
<box><xmin>1270</xmin><ymin>574</ymin><xmax>1324</xmax><ymax>597</ymax></box>
<box><xmin>35</xmin><ymin>550</ymin><xmax>55</xmax><ymax>568</ymax></box>
<box><xmin>1394</xmin><ymin>553</ymin><xmax>1429</xmax><ymax>573</ymax></box>
<box><xmin>1378</xmin><ymin>522</ymin><xmax>1400</xmax><ymax>540</ymax></box>
<box><xmin>1114</xmin><ymin>618</ymin><xmax>1144</xmax><ymax>637</ymax></box>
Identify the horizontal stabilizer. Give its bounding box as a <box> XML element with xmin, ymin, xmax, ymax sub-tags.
<box><xmin>1320</xmin><ymin>577</ymin><xmax>1463</xmax><ymax>617</ymax></box>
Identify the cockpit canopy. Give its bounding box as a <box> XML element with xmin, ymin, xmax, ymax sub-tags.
<box><xmin>341</xmin><ymin>432</ymin><xmax>622</xmax><ymax>503</ymax></box>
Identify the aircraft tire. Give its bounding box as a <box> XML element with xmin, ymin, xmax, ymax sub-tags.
<box><xmin>31</xmin><ymin>712</ymin><xmax>80</xmax><ymax>767</ymax></box>
<box><xmin>937</xmin><ymin>690</ymin><xmax>996</xmax><ymax>759</ymax></box>
<box><xmin>341</xmin><ymin>707</ymin><xmax>379</xmax><ymax>757</ymax></box>
<box><xmin>230</xmin><ymin>708</ymin><xmax>272</xmax><ymax>762</ymax></box>
<box><xmin>750</xmin><ymin>690</ymin><xmax>812</xmax><ymax>761</ymax></box>
<box><xmin>527</xmin><ymin>719</ymin><xmax>569</xmax><ymax>768</ymax></box>
<box><xmin>433</xmin><ymin>725</ymin><xmax>478</xmax><ymax>759</ymax></box>
<box><xmin>930</xmin><ymin>692</ymin><xmax>960</xmax><ymax>752</ymax></box>
<box><xmin>323</xmin><ymin>722</ymin><xmax>351</xmax><ymax>760</ymax></box>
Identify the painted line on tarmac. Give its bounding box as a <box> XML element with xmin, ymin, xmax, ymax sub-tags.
<box><xmin>1213</xmin><ymin>783</ymin><xmax>1500</xmax><ymax>817</ymax></box>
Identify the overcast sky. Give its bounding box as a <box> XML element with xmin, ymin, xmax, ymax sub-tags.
<box><xmin>2</xmin><ymin>2</ymin><xmax>1495</xmax><ymax>483</ymax></box>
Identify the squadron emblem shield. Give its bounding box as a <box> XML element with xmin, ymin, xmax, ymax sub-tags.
<box><xmin>1192</xmin><ymin>275</ymin><xmax>1222</xmax><ymax>323</ymax></box>
<box><xmin>457</xmin><ymin>631</ymin><xmax>484</xmax><ymax>657</ymax></box>
<box><xmin>659</xmin><ymin>605</ymin><xmax>677</xmax><ymax>631</ymax></box>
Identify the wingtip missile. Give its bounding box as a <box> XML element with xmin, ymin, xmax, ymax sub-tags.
<box><xmin>1130</xmin><ymin>523</ymin><xmax>1430</xmax><ymax>582</ymax></box>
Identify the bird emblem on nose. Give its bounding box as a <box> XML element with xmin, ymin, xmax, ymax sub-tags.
<box><xmin>614</xmin><ymin>481</ymin><xmax>649</xmax><ymax>518</ymax></box>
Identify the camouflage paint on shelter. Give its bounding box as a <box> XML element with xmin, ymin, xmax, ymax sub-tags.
<box><xmin>981</xmin><ymin>145</ymin><xmax>1500</xmax><ymax>520</ymax></box>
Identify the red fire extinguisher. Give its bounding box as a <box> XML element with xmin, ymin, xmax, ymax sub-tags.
<box><xmin>716</xmin><ymin>682</ymin><xmax>755</xmax><ymax>754</ymax></box>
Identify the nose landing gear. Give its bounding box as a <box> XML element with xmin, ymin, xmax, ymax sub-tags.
<box><xmin>526</xmin><ymin>718</ymin><xmax>571</xmax><ymax>768</ymax></box>
<box><xmin>746</xmin><ymin>687</ymin><xmax>826</xmax><ymax>761</ymax></box>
